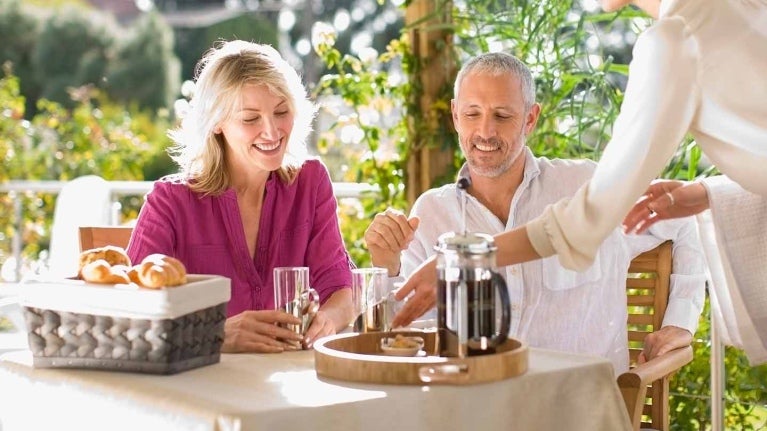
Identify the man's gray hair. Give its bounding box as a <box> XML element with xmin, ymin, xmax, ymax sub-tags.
<box><xmin>454</xmin><ymin>52</ymin><xmax>536</xmax><ymax>111</ymax></box>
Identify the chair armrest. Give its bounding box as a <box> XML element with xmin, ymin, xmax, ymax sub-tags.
<box><xmin>618</xmin><ymin>345</ymin><xmax>693</xmax><ymax>388</ymax></box>
<box><xmin>617</xmin><ymin>345</ymin><xmax>693</xmax><ymax>430</ymax></box>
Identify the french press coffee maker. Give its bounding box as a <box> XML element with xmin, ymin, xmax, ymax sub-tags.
<box><xmin>435</xmin><ymin>231</ymin><xmax>511</xmax><ymax>357</ymax></box>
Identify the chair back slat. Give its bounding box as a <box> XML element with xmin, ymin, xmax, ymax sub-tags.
<box><xmin>78</xmin><ymin>226</ymin><xmax>133</xmax><ymax>252</ymax></box>
<box><xmin>624</xmin><ymin>241</ymin><xmax>674</xmax><ymax>431</ymax></box>
<box><xmin>628</xmin><ymin>314</ymin><xmax>655</xmax><ymax>326</ymax></box>
<box><xmin>627</xmin><ymin>278</ymin><xmax>658</xmax><ymax>289</ymax></box>
<box><xmin>627</xmin><ymin>294</ymin><xmax>655</xmax><ymax>306</ymax></box>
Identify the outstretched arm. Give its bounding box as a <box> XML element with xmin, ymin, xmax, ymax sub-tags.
<box><xmin>391</xmin><ymin>226</ymin><xmax>540</xmax><ymax>328</ymax></box>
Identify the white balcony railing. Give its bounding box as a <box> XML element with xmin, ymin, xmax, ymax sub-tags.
<box><xmin>0</xmin><ymin>179</ymin><xmax>379</xmax><ymax>282</ymax></box>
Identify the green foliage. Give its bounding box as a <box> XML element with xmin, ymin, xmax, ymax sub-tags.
<box><xmin>174</xmin><ymin>14</ymin><xmax>279</xmax><ymax>82</ymax></box>
<box><xmin>0</xmin><ymin>316</ymin><xmax>11</xmax><ymax>332</ymax></box>
<box><xmin>32</xmin><ymin>5</ymin><xmax>114</xmax><ymax>108</ymax></box>
<box><xmin>671</xmin><ymin>300</ymin><xmax>767</xmax><ymax>430</ymax></box>
<box><xmin>314</xmin><ymin>29</ymin><xmax>411</xmax><ymax>267</ymax></box>
<box><xmin>105</xmin><ymin>12</ymin><xmax>181</xmax><ymax>112</ymax></box>
<box><xmin>451</xmin><ymin>1</ymin><xmax>646</xmax><ymax>162</ymax></box>
<box><xmin>0</xmin><ymin>0</ymin><xmax>181</xmax><ymax>116</ymax></box>
<box><xmin>0</xmin><ymin>69</ymin><xmax>173</xmax><ymax>270</ymax></box>
<box><xmin>0</xmin><ymin>0</ymin><xmax>39</xmax><ymax>115</ymax></box>
<box><xmin>0</xmin><ymin>68</ymin><xmax>25</xmax><ymax>182</ymax></box>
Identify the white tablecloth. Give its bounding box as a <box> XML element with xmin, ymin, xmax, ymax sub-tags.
<box><xmin>0</xmin><ymin>347</ymin><xmax>630</xmax><ymax>431</ymax></box>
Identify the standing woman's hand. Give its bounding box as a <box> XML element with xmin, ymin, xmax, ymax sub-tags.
<box><xmin>623</xmin><ymin>180</ymin><xmax>710</xmax><ymax>234</ymax></box>
<box><xmin>222</xmin><ymin>310</ymin><xmax>303</xmax><ymax>353</ymax></box>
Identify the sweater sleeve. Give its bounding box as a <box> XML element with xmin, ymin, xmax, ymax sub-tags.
<box><xmin>527</xmin><ymin>17</ymin><xmax>700</xmax><ymax>271</ymax></box>
<box><xmin>703</xmin><ymin>175</ymin><xmax>767</xmax><ymax>360</ymax></box>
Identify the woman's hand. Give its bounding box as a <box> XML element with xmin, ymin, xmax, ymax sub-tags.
<box><xmin>302</xmin><ymin>288</ymin><xmax>354</xmax><ymax>348</ymax></box>
<box><xmin>303</xmin><ymin>310</ymin><xmax>336</xmax><ymax>349</ymax></box>
<box><xmin>222</xmin><ymin>310</ymin><xmax>303</xmax><ymax>353</ymax></box>
<box><xmin>390</xmin><ymin>256</ymin><xmax>438</xmax><ymax>328</ymax></box>
<box><xmin>623</xmin><ymin>180</ymin><xmax>710</xmax><ymax>234</ymax></box>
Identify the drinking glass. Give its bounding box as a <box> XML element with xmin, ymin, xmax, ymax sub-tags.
<box><xmin>274</xmin><ymin>267</ymin><xmax>319</xmax><ymax>340</ymax></box>
<box><xmin>351</xmin><ymin>267</ymin><xmax>390</xmax><ymax>332</ymax></box>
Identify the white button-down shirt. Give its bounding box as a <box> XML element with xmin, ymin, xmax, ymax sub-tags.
<box><xmin>395</xmin><ymin>149</ymin><xmax>706</xmax><ymax>373</ymax></box>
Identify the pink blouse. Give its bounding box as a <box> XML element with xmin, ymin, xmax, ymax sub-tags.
<box><xmin>127</xmin><ymin>159</ymin><xmax>353</xmax><ymax>317</ymax></box>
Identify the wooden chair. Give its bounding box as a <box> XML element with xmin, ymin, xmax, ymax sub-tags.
<box><xmin>78</xmin><ymin>226</ymin><xmax>133</xmax><ymax>251</ymax></box>
<box><xmin>619</xmin><ymin>241</ymin><xmax>694</xmax><ymax>431</ymax></box>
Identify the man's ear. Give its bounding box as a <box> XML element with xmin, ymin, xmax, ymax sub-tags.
<box><xmin>525</xmin><ymin>103</ymin><xmax>541</xmax><ymax>135</ymax></box>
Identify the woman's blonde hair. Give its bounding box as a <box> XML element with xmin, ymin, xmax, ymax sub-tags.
<box><xmin>169</xmin><ymin>40</ymin><xmax>315</xmax><ymax>195</ymax></box>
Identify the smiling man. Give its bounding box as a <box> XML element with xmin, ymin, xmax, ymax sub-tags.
<box><xmin>364</xmin><ymin>52</ymin><xmax>707</xmax><ymax>373</ymax></box>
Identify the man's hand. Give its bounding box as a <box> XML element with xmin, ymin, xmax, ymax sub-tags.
<box><xmin>390</xmin><ymin>256</ymin><xmax>438</xmax><ymax>328</ymax></box>
<box><xmin>364</xmin><ymin>208</ymin><xmax>420</xmax><ymax>276</ymax></box>
<box><xmin>623</xmin><ymin>180</ymin><xmax>710</xmax><ymax>235</ymax></box>
<box><xmin>222</xmin><ymin>310</ymin><xmax>303</xmax><ymax>353</ymax></box>
<box><xmin>638</xmin><ymin>325</ymin><xmax>693</xmax><ymax>364</ymax></box>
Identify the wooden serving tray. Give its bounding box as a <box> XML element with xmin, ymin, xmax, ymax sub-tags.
<box><xmin>314</xmin><ymin>331</ymin><xmax>528</xmax><ymax>385</ymax></box>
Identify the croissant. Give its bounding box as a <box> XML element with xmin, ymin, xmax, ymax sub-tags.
<box><xmin>135</xmin><ymin>254</ymin><xmax>187</xmax><ymax>289</ymax></box>
<box><xmin>80</xmin><ymin>260</ymin><xmax>132</xmax><ymax>284</ymax></box>
<box><xmin>78</xmin><ymin>246</ymin><xmax>131</xmax><ymax>278</ymax></box>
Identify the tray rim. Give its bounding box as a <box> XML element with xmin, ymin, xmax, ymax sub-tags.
<box><xmin>314</xmin><ymin>331</ymin><xmax>528</xmax><ymax>385</ymax></box>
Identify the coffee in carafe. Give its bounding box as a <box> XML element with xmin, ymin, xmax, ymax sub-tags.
<box><xmin>435</xmin><ymin>232</ymin><xmax>511</xmax><ymax>358</ymax></box>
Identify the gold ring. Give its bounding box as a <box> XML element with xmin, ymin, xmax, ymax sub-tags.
<box><xmin>666</xmin><ymin>192</ymin><xmax>675</xmax><ymax>206</ymax></box>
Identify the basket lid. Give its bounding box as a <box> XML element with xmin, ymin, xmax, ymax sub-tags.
<box><xmin>20</xmin><ymin>274</ymin><xmax>231</xmax><ymax>320</ymax></box>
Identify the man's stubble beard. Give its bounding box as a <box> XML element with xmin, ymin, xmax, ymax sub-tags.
<box><xmin>463</xmin><ymin>132</ymin><xmax>526</xmax><ymax>179</ymax></box>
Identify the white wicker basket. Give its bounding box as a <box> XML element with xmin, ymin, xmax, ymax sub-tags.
<box><xmin>20</xmin><ymin>275</ymin><xmax>230</xmax><ymax>374</ymax></box>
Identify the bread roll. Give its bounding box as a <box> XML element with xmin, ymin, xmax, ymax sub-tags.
<box><xmin>135</xmin><ymin>254</ymin><xmax>187</xmax><ymax>289</ymax></box>
<box><xmin>126</xmin><ymin>265</ymin><xmax>142</xmax><ymax>285</ymax></box>
<box><xmin>80</xmin><ymin>260</ymin><xmax>132</xmax><ymax>284</ymax></box>
<box><xmin>78</xmin><ymin>246</ymin><xmax>131</xmax><ymax>278</ymax></box>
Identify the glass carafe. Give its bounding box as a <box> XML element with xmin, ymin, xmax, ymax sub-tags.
<box><xmin>435</xmin><ymin>232</ymin><xmax>511</xmax><ymax>357</ymax></box>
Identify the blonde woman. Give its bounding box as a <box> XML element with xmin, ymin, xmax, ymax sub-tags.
<box><xmin>128</xmin><ymin>40</ymin><xmax>354</xmax><ymax>353</ymax></box>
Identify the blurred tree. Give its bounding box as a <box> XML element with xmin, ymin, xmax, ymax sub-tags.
<box><xmin>173</xmin><ymin>13</ymin><xmax>279</xmax><ymax>80</ymax></box>
<box><xmin>0</xmin><ymin>69</ymin><xmax>173</xmax><ymax>275</ymax></box>
<box><xmin>105</xmin><ymin>11</ymin><xmax>181</xmax><ymax>112</ymax></box>
<box><xmin>0</xmin><ymin>0</ymin><xmax>183</xmax><ymax>117</ymax></box>
<box><xmin>31</xmin><ymin>5</ymin><xmax>114</xmax><ymax>109</ymax></box>
<box><xmin>0</xmin><ymin>67</ymin><xmax>25</xmax><ymax>182</ymax></box>
<box><xmin>0</xmin><ymin>0</ymin><xmax>40</xmax><ymax>116</ymax></box>
<box><xmin>281</xmin><ymin>0</ymin><xmax>403</xmax><ymax>88</ymax></box>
